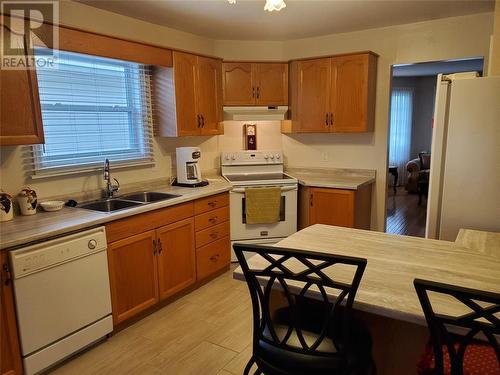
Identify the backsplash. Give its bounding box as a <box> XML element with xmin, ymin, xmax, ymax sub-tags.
<box><xmin>0</xmin><ymin>121</ymin><xmax>283</xmax><ymax>200</ymax></box>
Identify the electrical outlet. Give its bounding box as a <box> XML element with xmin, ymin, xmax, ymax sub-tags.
<box><xmin>321</xmin><ymin>151</ymin><xmax>329</xmax><ymax>162</ymax></box>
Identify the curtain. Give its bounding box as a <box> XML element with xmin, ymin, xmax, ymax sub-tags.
<box><xmin>389</xmin><ymin>88</ymin><xmax>413</xmax><ymax>185</ymax></box>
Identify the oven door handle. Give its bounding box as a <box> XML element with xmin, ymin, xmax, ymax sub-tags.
<box><xmin>231</xmin><ymin>186</ymin><xmax>297</xmax><ymax>194</ymax></box>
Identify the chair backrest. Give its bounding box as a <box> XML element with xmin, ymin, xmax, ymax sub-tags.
<box><xmin>234</xmin><ymin>243</ymin><xmax>367</xmax><ymax>358</ymax></box>
<box><xmin>414</xmin><ymin>278</ymin><xmax>500</xmax><ymax>374</ymax></box>
<box><xmin>419</xmin><ymin>152</ymin><xmax>431</xmax><ymax>170</ymax></box>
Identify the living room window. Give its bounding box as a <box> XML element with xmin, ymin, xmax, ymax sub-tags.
<box><xmin>388</xmin><ymin>87</ymin><xmax>413</xmax><ymax>178</ymax></box>
<box><xmin>31</xmin><ymin>49</ymin><xmax>154</xmax><ymax>178</ymax></box>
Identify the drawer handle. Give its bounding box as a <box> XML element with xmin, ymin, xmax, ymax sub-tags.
<box><xmin>208</xmin><ymin>201</ymin><xmax>217</xmax><ymax>207</ymax></box>
<box><xmin>209</xmin><ymin>216</ymin><xmax>218</xmax><ymax>223</ymax></box>
<box><xmin>210</xmin><ymin>232</ymin><xmax>219</xmax><ymax>238</ymax></box>
<box><xmin>209</xmin><ymin>254</ymin><xmax>220</xmax><ymax>262</ymax></box>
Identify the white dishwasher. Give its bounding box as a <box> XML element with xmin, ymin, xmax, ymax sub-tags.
<box><xmin>10</xmin><ymin>226</ymin><xmax>113</xmax><ymax>375</ymax></box>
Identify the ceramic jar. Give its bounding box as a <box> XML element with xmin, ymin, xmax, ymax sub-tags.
<box><xmin>0</xmin><ymin>191</ymin><xmax>14</xmax><ymax>222</ymax></box>
<box><xmin>17</xmin><ymin>187</ymin><xmax>38</xmax><ymax>216</ymax></box>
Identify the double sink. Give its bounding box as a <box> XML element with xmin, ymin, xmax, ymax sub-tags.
<box><xmin>79</xmin><ymin>192</ymin><xmax>181</xmax><ymax>213</ymax></box>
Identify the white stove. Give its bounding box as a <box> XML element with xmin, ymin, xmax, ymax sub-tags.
<box><xmin>221</xmin><ymin>151</ymin><xmax>298</xmax><ymax>261</ymax></box>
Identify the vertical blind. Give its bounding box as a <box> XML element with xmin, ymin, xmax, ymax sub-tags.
<box><xmin>31</xmin><ymin>49</ymin><xmax>154</xmax><ymax>178</ymax></box>
<box><xmin>389</xmin><ymin>88</ymin><xmax>413</xmax><ymax>185</ymax></box>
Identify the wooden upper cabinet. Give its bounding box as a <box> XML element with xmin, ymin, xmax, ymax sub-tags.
<box><xmin>255</xmin><ymin>63</ymin><xmax>288</xmax><ymax>106</ymax></box>
<box><xmin>154</xmin><ymin>51</ymin><xmax>223</xmax><ymax>137</ymax></box>
<box><xmin>107</xmin><ymin>231</ymin><xmax>159</xmax><ymax>325</ymax></box>
<box><xmin>222</xmin><ymin>62</ymin><xmax>254</xmax><ymax>105</ymax></box>
<box><xmin>197</xmin><ymin>57</ymin><xmax>223</xmax><ymax>135</ymax></box>
<box><xmin>0</xmin><ymin>24</ymin><xmax>44</xmax><ymax>146</ymax></box>
<box><xmin>172</xmin><ymin>52</ymin><xmax>199</xmax><ymax>136</ymax></box>
<box><xmin>290</xmin><ymin>58</ymin><xmax>332</xmax><ymax>133</ymax></box>
<box><xmin>1</xmin><ymin>252</ymin><xmax>23</xmax><ymax>375</ymax></box>
<box><xmin>331</xmin><ymin>54</ymin><xmax>376</xmax><ymax>132</ymax></box>
<box><xmin>156</xmin><ymin>218</ymin><xmax>196</xmax><ymax>300</ymax></box>
<box><xmin>285</xmin><ymin>52</ymin><xmax>377</xmax><ymax>134</ymax></box>
<box><xmin>222</xmin><ymin>62</ymin><xmax>288</xmax><ymax>106</ymax></box>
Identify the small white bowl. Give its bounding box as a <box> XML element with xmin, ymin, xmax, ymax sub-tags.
<box><xmin>40</xmin><ymin>201</ymin><xmax>65</xmax><ymax>212</ymax></box>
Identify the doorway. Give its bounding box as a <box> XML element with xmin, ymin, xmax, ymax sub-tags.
<box><xmin>385</xmin><ymin>58</ymin><xmax>484</xmax><ymax>237</ymax></box>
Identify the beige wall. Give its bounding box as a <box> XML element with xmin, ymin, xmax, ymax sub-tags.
<box><xmin>490</xmin><ymin>0</ymin><xmax>500</xmax><ymax>75</ymax></box>
<box><xmin>279</xmin><ymin>13</ymin><xmax>493</xmax><ymax>231</ymax></box>
<box><xmin>0</xmin><ymin>4</ymin><xmax>495</xmax><ymax>232</ymax></box>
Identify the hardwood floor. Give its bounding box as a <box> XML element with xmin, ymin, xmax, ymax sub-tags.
<box><xmin>386</xmin><ymin>187</ymin><xmax>427</xmax><ymax>238</ymax></box>
<box><xmin>50</xmin><ymin>266</ymin><xmax>254</xmax><ymax>375</ymax></box>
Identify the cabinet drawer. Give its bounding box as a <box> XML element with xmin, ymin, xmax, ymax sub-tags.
<box><xmin>106</xmin><ymin>202</ymin><xmax>194</xmax><ymax>243</ymax></box>
<box><xmin>196</xmin><ymin>236</ymin><xmax>231</xmax><ymax>280</ymax></box>
<box><xmin>194</xmin><ymin>193</ymin><xmax>229</xmax><ymax>215</ymax></box>
<box><xmin>195</xmin><ymin>206</ymin><xmax>230</xmax><ymax>231</ymax></box>
<box><xmin>196</xmin><ymin>221</ymin><xmax>230</xmax><ymax>248</ymax></box>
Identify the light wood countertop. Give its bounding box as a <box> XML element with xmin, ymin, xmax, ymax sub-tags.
<box><xmin>285</xmin><ymin>167</ymin><xmax>375</xmax><ymax>190</ymax></box>
<box><xmin>0</xmin><ymin>178</ymin><xmax>231</xmax><ymax>250</ymax></box>
<box><xmin>233</xmin><ymin>225</ymin><xmax>500</xmax><ymax>326</ymax></box>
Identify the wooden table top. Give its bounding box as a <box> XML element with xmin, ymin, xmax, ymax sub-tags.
<box><xmin>233</xmin><ymin>225</ymin><xmax>500</xmax><ymax>326</ymax></box>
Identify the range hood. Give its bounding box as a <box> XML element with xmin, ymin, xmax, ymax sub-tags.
<box><xmin>223</xmin><ymin>106</ymin><xmax>288</xmax><ymax>121</ymax></box>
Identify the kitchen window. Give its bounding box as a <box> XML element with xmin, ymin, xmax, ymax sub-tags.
<box><xmin>31</xmin><ymin>49</ymin><xmax>154</xmax><ymax>177</ymax></box>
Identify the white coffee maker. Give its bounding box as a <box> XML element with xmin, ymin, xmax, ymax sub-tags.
<box><xmin>173</xmin><ymin>147</ymin><xmax>209</xmax><ymax>187</ymax></box>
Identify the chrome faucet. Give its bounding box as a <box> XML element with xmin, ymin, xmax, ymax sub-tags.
<box><xmin>104</xmin><ymin>159</ymin><xmax>120</xmax><ymax>198</ymax></box>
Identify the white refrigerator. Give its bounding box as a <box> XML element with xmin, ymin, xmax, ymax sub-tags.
<box><xmin>426</xmin><ymin>74</ymin><xmax>500</xmax><ymax>241</ymax></box>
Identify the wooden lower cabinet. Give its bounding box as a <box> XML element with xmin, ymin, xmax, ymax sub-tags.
<box><xmin>196</xmin><ymin>236</ymin><xmax>231</xmax><ymax>281</ymax></box>
<box><xmin>1</xmin><ymin>252</ymin><xmax>23</xmax><ymax>375</ymax></box>
<box><xmin>156</xmin><ymin>218</ymin><xmax>196</xmax><ymax>300</ymax></box>
<box><xmin>299</xmin><ymin>185</ymin><xmax>372</xmax><ymax>230</ymax></box>
<box><xmin>106</xmin><ymin>194</ymin><xmax>230</xmax><ymax>326</ymax></box>
<box><xmin>107</xmin><ymin>230</ymin><xmax>159</xmax><ymax>325</ymax></box>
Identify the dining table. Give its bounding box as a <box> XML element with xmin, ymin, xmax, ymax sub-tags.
<box><xmin>233</xmin><ymin>224</ymin><xmax>500</xmax><ymax>374</ymax></box>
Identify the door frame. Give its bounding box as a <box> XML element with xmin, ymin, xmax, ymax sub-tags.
<box><xmin>383</xmin><ymin>57</ymin><xmax>485</xmax><ymax>237</ymax></box>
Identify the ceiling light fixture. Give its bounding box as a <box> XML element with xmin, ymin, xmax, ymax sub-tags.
<box><xmin>264</xmin><ymin>0</ymin><xmax>286</xmax><ymax>12</ymax></box>
<box><xmin>227</xmin><ymin>0</ymin><xmax>287</xmax><ymax>12</ymax></box>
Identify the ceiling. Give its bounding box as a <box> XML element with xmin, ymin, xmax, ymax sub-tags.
<box><xmin>393</xmin><ymin>58</ymin><xmax>485</xmax><ymax>77</ymax></box>
<box><xmin>79</xmin><ymin>0</ymin><xmax>495</xmax><ymax>41</ymax></box>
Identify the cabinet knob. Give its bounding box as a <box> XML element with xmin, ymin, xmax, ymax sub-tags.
<box><xmin>209</xmin><ymin>216</ymin><xmax>218</xmax><ymax>223</ymax></box>
<box><xmin>208</xmin><ymin>201</ymin><xmax>217</xmax><ymax>207</ymax></box>
<box><xmin>209</xmin><ymin>254</ymin><xmax>220</xmax><ymax>262</ymax></box>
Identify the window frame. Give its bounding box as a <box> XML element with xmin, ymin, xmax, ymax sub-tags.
<box><xmin>31</xmin><ymin>49</ymin><xmax>154</xmax><ymax>179</ymax></box>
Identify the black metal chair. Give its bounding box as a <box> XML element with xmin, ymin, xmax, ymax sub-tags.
<box><xmin>414</xmin><ymin>279</ymin><xmax>500</xmax><ymax>375</ymax></box>
<box><xmin>234</xmin><ymin>243</ymin><xmax>375</xmax><ymax>375</ymax></box>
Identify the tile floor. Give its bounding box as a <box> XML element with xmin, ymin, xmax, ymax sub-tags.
<box><xmin>50</xmin><ymin>266</ymin><xmax>253</xmax><ymax>375</ymax></box>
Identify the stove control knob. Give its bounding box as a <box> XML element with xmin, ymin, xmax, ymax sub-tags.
<box><xmin>264</xmin><ymin>154</ymin><xmax>269</xmax><ymax>160</ymax></box>
<box><xmin>231</xmin><ymin>154</ymin><xmax>236</xmax><ymax>160</ymax></box>
<box><xmin>276</xmin><ymin>154</ymin><xmax>281</xmax><ymax>160</ymax></box>
<box><xmin>225</xmin><ymin>155</ymin><xmax>230</xmax><ymax>160</ymax></box>
<box><xmin>270</xmin><ymin>154</ymin><xmax>275</xmax><ymax>160</ymax></box>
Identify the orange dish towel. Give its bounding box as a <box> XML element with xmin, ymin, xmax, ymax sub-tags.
<box><xmin>245</xmin><ymin>187</ymin><xmax>281</xmax><ymax>224</ymax></box>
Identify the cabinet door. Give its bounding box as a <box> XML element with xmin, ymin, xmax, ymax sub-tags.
<box><xmin>309</xmin><ymin>188</ymin><xmax>355</xmax><ymax>228</ymax></box>
<box><xmin>173</xmin><ymin>51</ymin><xmax>200</xmax><ymax>136</ymax></box>
<box><xmin>156</xmin><ymin>218</ymin><xmax>196</xmax><ymax>300</ymax></box>
<box><xmin>0</xmin><ymin>23</ymin><xmax>44</xmax><ymax>145</ymax></box>
<box><xmin>197</xmin><ymin>56</ymin><xmax>223</xmax><ymax>135</ymax></box>
<box><xmin>1</xmin><ymin>252</ymin><xmax>23</xmax><ymax>375</ymax></box>
<box><xmin>255</xmin><ymin>63</ymin><xmax>288</xmax><ymax>105</ymax></box>
<box><xmin>331</xmin><ymin>54</ymin><xmax>375</xmax><ymax>132</ymax></box>
<box><xmin>222</xmin><ymin>62</ymin><xmax>254</xmax><ymax>105</ymax></box>
<box><xmin>295</xmin><ymin>58</ymin><xmax>331</xmax><ymax>133</ymax></box>
<box><xmin>107</xmin><ymin>231</ymin><xmax>159</xmax><ymax>325</ymax></box>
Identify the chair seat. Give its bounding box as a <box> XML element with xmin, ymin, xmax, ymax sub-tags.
<box><xmin>254</xmin><ymin>303</ymin><xmax>374</xmax><ymax>375</ymax></box>
<box><xmin>417</xmin><ymin>341</ymin><xmax>500</xmax><ymax>375</ymax></box>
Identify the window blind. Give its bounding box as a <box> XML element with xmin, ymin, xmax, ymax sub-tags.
<box><xmin>30</xmin><ymin>49</ymin><xmax>154</xmax><ymax>178</ymax></box>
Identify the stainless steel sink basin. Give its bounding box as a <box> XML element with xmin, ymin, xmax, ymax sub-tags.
<box><xmin>119</xmin><ymin>191</ymin><xmax>181</xmax><ymax>203</ymax></box>
<box><xmin>79</xmin><ymin>199</ymin><xmax>143</xmax><ymax>213</ymax></box>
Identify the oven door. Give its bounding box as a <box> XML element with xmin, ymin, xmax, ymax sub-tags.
<box><xmin>229</xmin><ymin>185</ymin><xmax>298</xmax><ymax>242</ymax></box>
